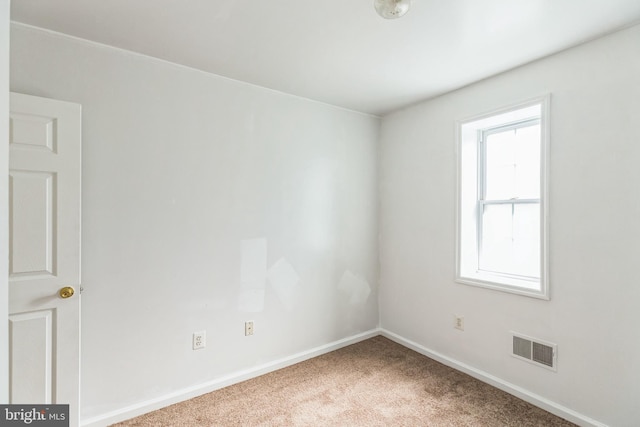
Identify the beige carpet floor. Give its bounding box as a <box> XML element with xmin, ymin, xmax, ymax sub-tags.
<box><xmin>113</xmin><ymin>336</ymin><xmax>576</xmax><ymax>426</ymax></box>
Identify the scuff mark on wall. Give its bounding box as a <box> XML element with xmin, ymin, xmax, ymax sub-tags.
<box><xmin>267</xmin><ymin>258</ymin><xmax>300</xmax><ymax>311</ymax></box>
<box><xmin>238</xmin><ymin>289</ymin><xmax>265</xmax><ymax>313</ymax></box>
<box><xmin>338</xmin><ymin>270</ymin><xmax>371</xmax><ymax>305</ymax></box>
<box><xmin>238</xmin><ymin>238</ymin><xmax>267</xmax><ymax>312</ymax></box>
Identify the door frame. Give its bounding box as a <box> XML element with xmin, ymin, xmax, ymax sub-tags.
<box><xmin>1</xmin><ymin>0</ymin><xmax>11</xmax><ymax>404</ymax></box>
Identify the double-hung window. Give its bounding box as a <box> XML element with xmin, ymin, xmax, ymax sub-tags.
<box><xmin>457</xmin><ymin>97</ymin><xmax>549</xmax><ymax>299</ymax></box>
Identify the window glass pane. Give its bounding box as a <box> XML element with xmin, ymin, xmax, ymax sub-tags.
<box><xmin>485</xmin><ymin>123</ymin><xmax>540</xmax><ymax>200</ymax></box>
<box><xmin>514</xmin><ymin>124</ymin><xmax>540</xmax><ymax>198</ymax></box>
<box><xmin>485</xmin><ymin>130</ymin><xmax>515</xmax><ymax>200</ymax></box>
<box><xmin>480</xmin><ymin>203</ymin><xmax>540</xmax><ymax>278</ymax></box>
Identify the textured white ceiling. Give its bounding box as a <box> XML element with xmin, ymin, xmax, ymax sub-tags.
<box><xmin>10</xmin><ymin>0</ymin><xmax>640</xmax><ymax>116</ymax></box>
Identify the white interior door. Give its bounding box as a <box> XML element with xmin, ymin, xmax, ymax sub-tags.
<box><xmin>9</xmin><ymin>92</ymin><xmax>81</xmax><ymax>426</ymax></box>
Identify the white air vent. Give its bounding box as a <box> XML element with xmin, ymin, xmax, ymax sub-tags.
<box><xmin>511</xmin><ymin>332</ymin><xmax>557</xmax><ymax>371</ymax></box>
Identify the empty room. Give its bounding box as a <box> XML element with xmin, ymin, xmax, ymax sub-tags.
<box><xmin>2</xmin><ymin>1</ymin><xmax>640</xmax><ymax>426</ymax></box>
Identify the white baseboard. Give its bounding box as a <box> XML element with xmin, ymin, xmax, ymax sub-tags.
<box><xmin>81</xmin><ymin>328</ymin><xmax>381</xmax><ymax>427</ymax></box>
<box><xmin>379</xmin><ymin>329</ymin><xmax>608</xmax><ymax>427</ymax></box>
<box><xmin>83</xmin><ymin>328</ymin><xmax>606</xmax><ymax>427</ymax></box>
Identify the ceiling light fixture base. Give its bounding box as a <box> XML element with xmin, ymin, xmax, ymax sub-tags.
<box><xmin>374</xmin><ymin>0</ymin><xmax>411</xmax><ymax>19</ymax></box>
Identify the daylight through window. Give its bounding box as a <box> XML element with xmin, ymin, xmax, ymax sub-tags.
<box><xmin>457</xmin><ymin>97</ymin><xmax>549</xmax><ymax>298</ymax></box>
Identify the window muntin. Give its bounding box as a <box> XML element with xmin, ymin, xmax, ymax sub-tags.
<box><xmin>456</xmin><ymin>97</ymin><xmax>549</xmax><ymax>299</ymax></box>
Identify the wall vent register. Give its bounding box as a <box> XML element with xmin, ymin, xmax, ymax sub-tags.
<box><xmin>512</xmin><ymin>332</ymin><xmax>556</xmax><ymax>371</ymax></box>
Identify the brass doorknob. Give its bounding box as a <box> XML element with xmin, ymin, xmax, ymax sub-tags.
<box><xmin>59</xmin><ymin>286</ymin><xmax>75</xmax><ymax>299</ymax></box>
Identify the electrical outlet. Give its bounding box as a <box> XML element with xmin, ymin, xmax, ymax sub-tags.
<box><xmin>193</xmin><ymin>331</ymin><xmax>206</xmax><ymax>350</ymax></box>
<box><xmin>245</xmin><ymin>321</ymin><xmax>254</xmax><ymax>336</ymax></box>
<box><xmin>454</xmin><ymin>316</ymin><xmax>464</xmax><ymax>331</ymax></box>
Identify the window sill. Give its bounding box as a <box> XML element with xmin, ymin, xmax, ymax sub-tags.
<box><xmin>455</xmin><ymin>273</ymin><xmax>549</xmax><ymax>300</ymax></box>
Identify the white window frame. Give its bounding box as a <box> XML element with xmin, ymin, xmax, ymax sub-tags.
<box><xmin>455</xmin><ymin>96</ymin><xmax>550</xmax><ymax>299</ymax></box>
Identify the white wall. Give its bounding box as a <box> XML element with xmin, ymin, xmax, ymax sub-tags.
<box><xmin>0</xmin><ymin>0</ymin><xmax>9</xmax><ymax>404</ymax></box>
<box><xmin>379</xmin><ymin>24</ymin><xmax>640</xmax><ymax>426</ymax></box>
<box><xmin>12</xmin><ymin>14</ymin><xmax>640</xmax><ymax>427</ymax></box>
<box><xmin>10</xmin><ymin>24</ymin><xmax>380</xmax><ymax>421</ymax></box>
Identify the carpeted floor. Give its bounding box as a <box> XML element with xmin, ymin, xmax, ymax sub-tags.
<box><xmin>113</xmin><ymin>336</ymin><xmax>576</xmax><ymax>426</ymax></box>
